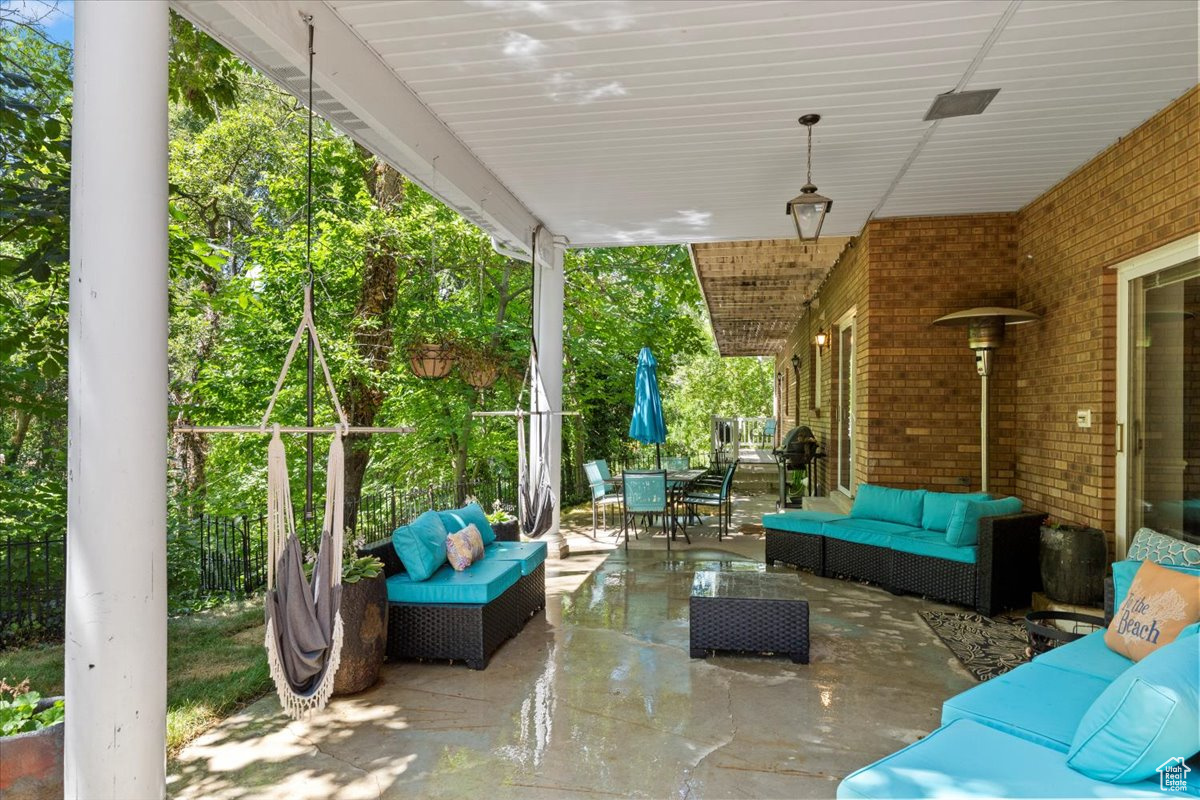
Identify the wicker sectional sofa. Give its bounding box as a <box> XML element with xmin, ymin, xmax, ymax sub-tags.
<box><xmin>360</xmin><ymin>503</ymin><xmax>545</xmax><ymax>670</ymax></box>
<box><xmin>763</xmin><ymin>484</ymin><xmax>1044</xmax><ymax>615</ymax></box>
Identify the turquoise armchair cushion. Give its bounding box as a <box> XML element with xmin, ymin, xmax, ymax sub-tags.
<box><xmin>922</xmin><ymin>491</ymin><xmax>990</xmax><ymax>532</ymax></box>
<box><xmin>439</xmin><ymin>501</ymin><xmax>496</xmax><ymax>545</ymax></box>
<box><xmin>850</xmin><ymin>484</ymin><xmax>926</xmax><ymax>527</ymax></box>
<box><xmin>1067</xmin><ymin>634</ymin><xmax>1200</xmax><ymax>783</ymax></box>
<box><xmin>945</xmin><ymin>496</ymin><xmax>1022</xmax><ymax>547</ymax></box>
<box><xmin>1111</xmin><ymin>558</ymin><xmax>1200</xmax><ymax>611</ymax></box>
<box><xmin>391</xmin><ymin>510</ymin><xmax>449</xmax><ymax>582</ymax></box>
<box><xmin>941</xmin><ymin>662</ymin><xmax>1110</xmax><ymax>753</ymax></box>
<box><xmin>837</xmin><ymin>719</ymin><xmax>1171</xmax><ymax>799</ymax></box>
<box><xmin>483</xmin><ymin>540</ymin><xmax>547</xmax><ymax>576</ymax></box>
<box><xmin>385</xmin><ymin>558</ymin><xmax>521</xmax><ymax>605</ymax></box>
<box><xmin>761</xmin><ymin>510</ymin><xmax>847</xmax><ymax>535</ymax></box>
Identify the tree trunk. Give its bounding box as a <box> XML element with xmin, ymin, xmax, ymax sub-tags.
<box><xmin>6</xmin><ymin>409</ymin><xmax>32</xmax><ymax>467</ymax></box>
<box><xmin>344</xmin><ymin>152</ymin><xmax>406</xmax><ymax>532</ymax></box>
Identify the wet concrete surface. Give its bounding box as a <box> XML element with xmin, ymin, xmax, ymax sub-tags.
<box><xmin>169</xmin><ymin>540</ymin><xmax>975</xmax><ymax>799</ymax></box>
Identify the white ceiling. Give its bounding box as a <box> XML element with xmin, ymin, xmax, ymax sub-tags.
<box><xmin>175</xmin><ymin>0</ymin><xmax>1198</xmax><ymax>249</ymax></box>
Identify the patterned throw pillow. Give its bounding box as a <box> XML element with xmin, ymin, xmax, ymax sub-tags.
<box><xmin>445</xmin><ymin>524</ymin><xmax>485</xmax><ymax>572</ymax></box>
<box><xmin>1105</xmin><ymin>559</ymin><xmax>1200</xmax><ymax>661</ymax></box>
<box><xmin>1126</xmin><ymin>527</ymin><xmax>1200</xmax><ymax>567</ymax></box>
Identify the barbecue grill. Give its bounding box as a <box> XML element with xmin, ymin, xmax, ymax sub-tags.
<box><xmin>773</xmin><ymin>426</ymin><xmax>826</xmax><ymax>509</ymax></box>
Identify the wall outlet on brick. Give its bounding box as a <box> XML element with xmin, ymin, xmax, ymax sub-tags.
<box><xmin>956</xmin><ymin>476</ymin><xmax>970</xmax><ymax>487</ymax></box>
<box><xmin>1076</xmin><ymin>409</ymin><xmax>1092</xmax><ymax>429</ymax></box>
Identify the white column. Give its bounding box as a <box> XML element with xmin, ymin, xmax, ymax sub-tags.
<box><xmin>66</xmin><ymin>2</ymin><xmax>169</xmax><ymax>797</ymax></box>
<box><xmin>531</xmin><ymin>235</ymin><xmax>568</xmax><ymax>558</ymax></box>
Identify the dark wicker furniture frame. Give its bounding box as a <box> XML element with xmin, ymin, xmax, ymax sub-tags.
<box><xmin>690</xmin><ymin>576</ymin><xmax>810</xmax><ymax>664</ymax></box>
<box><xmin>764</xmin><ymin>511</ymin><xmax>1045</xmax><ymax>615</ymax></box>
<box><xmin>361</xmin><ymin>528</ymin><xmax>543</xmax><ymax>670</ymax></box>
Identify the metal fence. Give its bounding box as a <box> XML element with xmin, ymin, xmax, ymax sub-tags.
<box><xmin>196</xmin><ymin>475</ymin><xmax>518</xmax><ymax>595</ymax></box>
<box><xmin>0</xmin><ymin>534</ymin><xmax>66</xmax><ymax>646</ymax></box>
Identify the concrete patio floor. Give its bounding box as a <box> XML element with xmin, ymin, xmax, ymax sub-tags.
<box><xmin>168</xmin><ymin>502</ymin><xmax>978</xmax><ymax>800</ymax></box>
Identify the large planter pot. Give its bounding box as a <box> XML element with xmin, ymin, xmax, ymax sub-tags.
<box><xmin>492</xmin><ymin>519</ymin><xmax>519</xmax><ymax>541</ymax></box>
<box><xmin>1039</xmin><ymin>525</ymin><xmax>1106</xmax><ymax>605</ymax></box>
<box><xmin>407</xmin><ymin>342</ymin><xmax>455</xmax><ymax>379</ymax></box>
<box><xmin>0</xmin><ymin>697</ymin><xmax>64</xmax><ymax>800</ymax></box>
<box><xmin>332</xmin><ymin>575</ymin><xmax>387</xmax><ymax>696</ymax></box>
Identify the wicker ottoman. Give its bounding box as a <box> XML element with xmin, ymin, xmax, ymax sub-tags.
<box><xmin>689</xmin><ymin>571</ymin><xmax>810</xmax><ymax>664</ymax></box>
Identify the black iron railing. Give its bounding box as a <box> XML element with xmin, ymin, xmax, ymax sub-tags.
<box><xmin>0</xmin><ymin>534</ymin><xmax>66</xmax><ymax>646</ymax></box>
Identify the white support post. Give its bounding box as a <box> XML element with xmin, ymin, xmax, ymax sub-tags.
<box><xmin>67</xmin><ymin>2</ymin><xmax>169</xmax><ymax>797</ymax></box>
<box><xmin>531</xmin><ymin>236</ymin><xmax>568</xmax><ymax>558</ymax></box>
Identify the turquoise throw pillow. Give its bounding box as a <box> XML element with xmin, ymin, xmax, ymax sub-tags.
<box><xmin>1067</xmin><ymin>636</ymin><xmax>1200</xmax><ymax>783</ymax></box>
<box><xmin>945</xmin><ymin>496</ymin><xmax>1022</xmax><ymax>547</ymax></box>
<box><xmin>438</xmin><ymin>502</ymin><xmax>496</xmax><ymax>545</ymax></box>
<box><xmin>850</xmin><ymin>484</ymin><xmax>927</xmax><ymax>527</ymax></box>
<box><xmin>391</xmin><ymin>510</ymin><xmax>448</xmax><ymax>581</ymax></box>
<box><xmin>922</xmin><ymin>491</ymin><xmax>990</xmax><ymax>532</ymax></box>
<box><xmin>1111</xmin><ymin>559</ymin><xmax>1200</xmax><ymax>612</ymax></box>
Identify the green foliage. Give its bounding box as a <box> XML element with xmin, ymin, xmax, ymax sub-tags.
<box><xmin>662</xmin><ymin>344</ymin><xmax>773</xmax><ymax>453</ymax></box>
<box><xmin>0</xmin><ymin>679</ymin><xmax>63</xmax><ymax>736</ymax></box>
<box><xmin>341</xmin><ymin>555</ymin><xmax>384</xmax><ymax>584</ymax></box>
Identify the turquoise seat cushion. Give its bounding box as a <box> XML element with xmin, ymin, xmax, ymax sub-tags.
<box><xmin>391</xmin><ymin>510</ymin><xmax>449</xmax><ymax>582</ymax></box>
<box><xmin>889</xmin><ymin>528</ymin><xmax>977</xmax><ymax>564</ymax></box>
<box><xmin>821</xmin><ymin>518</ymin><xmax>920</xmax><ymax>549</ymax></box>
<box><xmin>837</xmin><ymin>719</ymin><xmax>1172</xmax><ymax>799</ymax></box>
<box><xmin>941</xmin><ymin>663</ymin><xmax>1110</xmax><ymax>752</ymax></box>
<box><xmin>1033</xmin><ymin>630</ymin><xmax>1133</xmax><ymax>682</ymax></box>
<box><xmin>850</xmin><ymin>484</ymin><xmax>927</xmax><ymax>527</ymax></box>
<box><xmin>483</xmin><ymin>540</ymin><xmax>547</xmax><ymax>576</ymax></box>
<box><xmin>761</xmin><ymin>510</ymin><xmax>847</xmax><ymax>535</ymax></box>
<box><xmin>1068</xmin><ymin>634</ymin><xmax>1200</xmax><ymax>783</ymax></box>
<box><xmin>1111</xmin><ymin>558</ymin><xmax>1200</xmax><ymax>611</ymax></box>
<box><xmin>922</xmin><ymin>491</ymin><xmax>990</xmax><ymax>532</ymax></box>
<box><xmin>438</xmin><ymin>502</ymin><xmax>497</xmax><ymax>545</ymax></box>
<box><xmin>385</xmin><ymin>557</ymin><xmax>521</xmax><ymax>605</ymax></box>
<box><xmin>945</xmin><ymin>496</ymin><xmax>1023</xmax><ymax>547</ymax></box>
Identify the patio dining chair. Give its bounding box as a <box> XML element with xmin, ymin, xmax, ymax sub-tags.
<box><xmin>683</xmin><ymin>460</ymin><xmax>738</xmax><ymax>540</ymax></box>
<box><xmin>662</xmin><ymin>456</ymin><xmax>690</xmax><ymax>471</ymax></box>
<box><xmin>621</xmin><ymin>470</ymin><xmax>671</xmax><ymax>552</ymax></box>
<box><xmin>760</xmin><ymin>418</ymin><xmax>777</xmax><ymax>447</ymax></box>
<box><xmin>584</xmin><ymin>460</ymin><xmax>622</xmax><ymax>536</ymax></box>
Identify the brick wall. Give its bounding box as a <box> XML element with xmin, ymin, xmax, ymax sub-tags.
<box><xmin>1013</xmin><ymin>86</ymin><xmax>1200</xmax><ymax>535</ymax></box>
<box><xmin>868</xmin><ymin>214</ymin><xmax>1018</xmax><ymax>493</ymax></box>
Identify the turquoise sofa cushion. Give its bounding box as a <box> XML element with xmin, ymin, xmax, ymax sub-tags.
<box><xmin>438</xmin><ymin>502</ymin><xmax>497</xmax><ymax>545</ymax></box>
<box><xmin>1067</xmin><ymin>634</ymin><xmax>1200</xmax><ymax>783</ymax></box>
<box><xmin>850</xmin><ymin>484</ymin><xmax>927</xmax><ymax>527</ymax></box>
<box><xmin>483</xmin><ymin>540</ymin><xmax>546</xmax><ymax>576</ymax></box>
<box><xmin>889</xmin><ymin>529</ymin><xmax>977</xmax><ymax>564</ymax></box>
<box><xmin>945</xmin><ymin>496</ymin><xmax>1022</xmax><ymax>547</ymax></box>
<box><xmin>922</xmin><ymin>491</ymin><xmax>990</xmax><ymax>532</ymax></box>
<box><xmin>761</xmin><ymin>510</ymin><xmax>847</xmax><ymax>535</ymax></box>
<box><xmin>391</xmin><ymin>510</ymin><xmax>449</xmax><ymax>582</ymax></box>
<box><xmin>941</xmin><ymin>663</ymin><xmax>1110</xmax><ymax>752</ymax></box>
<box><xmin>821</xmin><ymin>518</ymin><xmax>919</xmax><ymax>549</ymax></box>
<box><xmin>1111</xmin><ymin>558</ymin><xmax>1200</xmax><ymax>611</ymax></box>
<box><xmin>837</xmin><ymin>719</ymin><xmax>1171</xmax><ymax>799</ymax></box>
<box><xmin>385</xmin><ymin>557</ymin><xmax>521</xmax><ymax>605</ymax></box>
<box><xmin>1033</xmin><ymin>630</ymin><xmax>1133</xmax><ymax>682</ymax></box>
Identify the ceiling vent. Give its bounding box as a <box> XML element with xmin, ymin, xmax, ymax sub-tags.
<box><xmin>923</xmin><ymin>88</ymin><xmax>1000</xmax><ymax>121</ymax></box>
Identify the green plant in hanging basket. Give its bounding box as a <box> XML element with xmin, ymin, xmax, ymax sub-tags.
<box><xmin>456</xmin><ymin>344</ymin><xmax>500</xmax><ymax>389</ymax></box>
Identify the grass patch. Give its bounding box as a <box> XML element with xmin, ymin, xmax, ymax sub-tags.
<box><xmin>0</xmin><ymin>598</ymin><xmax>270</xmax><ymax>755</ymax></box>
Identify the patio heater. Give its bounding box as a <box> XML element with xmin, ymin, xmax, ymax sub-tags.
<box><xmin>932</xmin><ymin>307</ymin><xmax>1039</xmax><ymax>492</ymax></box>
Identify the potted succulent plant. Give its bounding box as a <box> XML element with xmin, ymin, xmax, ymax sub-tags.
<box><xmin>487</xmin><ymin>500</ymin><xmax>519</xmax><ymax>541</ymax></box>
<box><xmin>0</xmin><ymin>680</ymin><xmax>64</xmax><ymax>800</ymax></box>
<box><xmin>1039</xmin><ymin>518</ymin><xmax>1106</xmax><ymax>605</ymax></box>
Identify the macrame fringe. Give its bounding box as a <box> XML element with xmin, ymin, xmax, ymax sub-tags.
<box><xmin>265</xmin><ymin>612</ymin><xmax>345</xmax><ymax>720</ymax></box>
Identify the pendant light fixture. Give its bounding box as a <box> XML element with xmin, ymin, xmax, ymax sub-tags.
<box><xmin>786</xmin><ymin>114</ymin><xmax>833</xmax><ymax>243</ymax></box>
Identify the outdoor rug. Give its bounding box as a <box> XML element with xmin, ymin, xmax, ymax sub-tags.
<box><xmin>920</xmin><ymin>610</ymin><xmax>1030</xmax><ymax>681</ymax></box>
<box><xmin>735</xmin><ymin>523</ymin><xmax>766</xmax><ymax>537</ymax></box>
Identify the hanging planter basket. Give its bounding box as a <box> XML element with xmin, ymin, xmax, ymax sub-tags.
<box><xmin>408</xmin><ymin>342</ymin><xmax>456</xmax><ymax>379</ymax></box>
<box><xmin>459</xmin><ymin>351</ymin><xmax>499</xmax><ymax>389</ymax></box>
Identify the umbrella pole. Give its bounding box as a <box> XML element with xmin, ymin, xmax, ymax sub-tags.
<box><xmin>656</xmin><ymin>443</ymin><xmax>661</xmax><ymax>470</ymax></box>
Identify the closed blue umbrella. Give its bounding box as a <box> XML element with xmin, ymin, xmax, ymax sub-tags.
<box><xmin>629</xmin><ymin>346</ymin><xmax>667</xmax><ymax>467</ymax></box>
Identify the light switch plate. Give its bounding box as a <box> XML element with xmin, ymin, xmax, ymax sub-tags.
<box><xmin>1076</xmin><ymin>409</ymin><xmax>1092</xmax><ymax>428</ymax></box>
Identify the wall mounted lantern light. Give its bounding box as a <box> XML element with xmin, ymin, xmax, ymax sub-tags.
<box><xmin>786</xmin><ymin>114</ymin><xmax>833</xmax><ymax>243</ymax></box>
<box><xmin>815</xmin><ymin>329</ymin><xmax>828</xmax><ymax>355</ymax></box>
<box><xmin>791</xmin><ymin>353</ymin><xmax>801</xmax><ymax>372</ymax></box>
<box><xmin>931</xmin><ymin>306</ymin><xmax>1040</xmax><ymax>492</ymax></box>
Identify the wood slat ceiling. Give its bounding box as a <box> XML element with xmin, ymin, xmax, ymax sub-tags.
<box><xmin>691</xmin><ymin>237</ymin><xmax>851</xmax><ymax>355</ymax></box>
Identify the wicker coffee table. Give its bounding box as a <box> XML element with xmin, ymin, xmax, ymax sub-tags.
<box><xmin>689</xmin><ymin>570</ymin><xmax>810</xmax><ymax>664</ymax></box>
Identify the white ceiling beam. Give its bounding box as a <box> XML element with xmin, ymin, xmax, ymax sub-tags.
<box><xmin>171</xmin><ymin>0</ymin><xmax>543</xmax><ymax>254</ymax></box>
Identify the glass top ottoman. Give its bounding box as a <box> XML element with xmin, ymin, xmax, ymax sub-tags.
<box><xmin>689</xmin><ymin>571</ymin><xmax>810</xmax><ymax>664</ymax></box>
